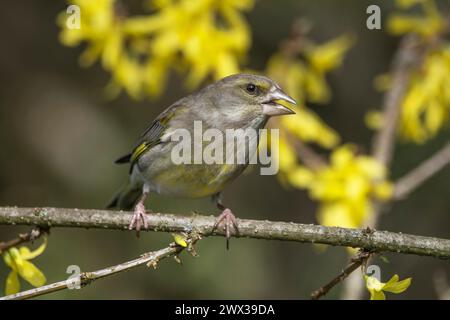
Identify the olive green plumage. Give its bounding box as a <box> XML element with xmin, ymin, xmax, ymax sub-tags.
<box><xmin>108</xmin><ymin>73</ymin><xmax>295</xmax><ymax>211</ymax></box>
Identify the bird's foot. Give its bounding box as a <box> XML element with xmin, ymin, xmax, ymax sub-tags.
<box><xmin>129</xmin><ymin>202</ymin><xmax>149</xmax><ymax>238</ymax></box>
<box><xmin>213</xmin><ymin>208</ymin><xmax>239</xmax><ymax>249</ymax></box>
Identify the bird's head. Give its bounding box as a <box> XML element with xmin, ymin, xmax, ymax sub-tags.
<box><xmin>202</xmin><ymin>74</ymin><xmax>296</xmax><ymax>126</ymax></box>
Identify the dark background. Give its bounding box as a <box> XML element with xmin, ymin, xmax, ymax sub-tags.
<box><xmin>0</xmin><ymin>0</ymin><xmax>449</xmax><ymax>299</ymax></box>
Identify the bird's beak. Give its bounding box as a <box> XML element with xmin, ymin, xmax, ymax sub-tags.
<box><xmin>262</xmin><ymin>87</ymin><xmax>296</xmax><ymax>116</ymax></box>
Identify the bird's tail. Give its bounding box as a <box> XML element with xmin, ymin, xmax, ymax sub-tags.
<box><xmin>107</xmin><ymin>181</ymin><xmax>142</xmax><ymax>211</ymax></box>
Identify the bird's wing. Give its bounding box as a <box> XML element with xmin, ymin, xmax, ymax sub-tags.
<box><xmin>114</xmin><ymin>103</ymin><xmax>185</xmax><ymax>170</ymax></box>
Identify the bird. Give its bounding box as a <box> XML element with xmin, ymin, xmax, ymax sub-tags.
<box><xmin>108</xmin><ymin>73</ymin><xmax>296</xmax><ymax>248</ymax></box>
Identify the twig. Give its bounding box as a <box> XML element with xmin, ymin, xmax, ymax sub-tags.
<box><xmin>371</xmin><ymin>34</ymin><xmax>425</xmax><ymax>166</ymax></box>
<box><xmin>280</xmin><ymin>18</ymin><xmax>312</xmax><ymax>58</ymax></box>
<box><xmin>433</xmin><ymin>269</ymin><xmax>450</xmax><ymax>300</ymax></box>
<box><xmin>286</xmin><ymin>129</ymin><xmax>328</xmax><ymax>170</ymax></box>
<box><xmin>0</xmin><ymin>236</ymin><xmax>199</xmax><ymax>300</ymax></box>
<box><xmin>0</xmin><ymin>227</ymin><xmax>47</xmax><ymax>254</ymax></box>
<box><xmin>268</xmin><ymin>18</ymin><xmax>328</xmax><ymax>170</ymax></box>
<box><xmin>343</xmin><ymin>34</ymin><xmax>426</xmax><ymax>300</ymax></box>
<box><xmin>394</xmin><ymin>142</ymin><xmax>450</xmax><ymax>200</ymax></box>
<box><xmin>311</xmin><ymin>250</ymin><xmax>372</xmax><ymax>300</ymax></box>
<box><xmin>1</xmin><ymin>207</ymin><xmax>450</xmax><ymax>258</ymax></box>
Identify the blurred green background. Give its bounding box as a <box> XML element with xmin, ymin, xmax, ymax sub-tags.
<box><xmin>0</xmin><ymin>0</ymin><xmax>449</xmax><ymax>299</ymax></box>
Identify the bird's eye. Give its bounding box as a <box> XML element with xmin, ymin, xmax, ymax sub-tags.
<box><xmin>246</xmin><ymin>83</ymin><xmax>257</xmax><ymax>94</ymax></box>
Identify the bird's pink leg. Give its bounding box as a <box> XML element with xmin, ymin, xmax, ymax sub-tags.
<box><xmin>129</xmin><ymin>191</ymin><xmax>149</xmax><ymax>238</ymax></box>
<box><xmin>212</xmin><ymin>193</ymin><xmax>239</xmax><ymax>249</ymax></box>
<box><xmin>214</xmin><ymin>208</ymin><xmax>239</xmax><ymax>245</ymax></box>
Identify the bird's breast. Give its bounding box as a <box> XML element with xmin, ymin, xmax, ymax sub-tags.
<box><xmin>146</xmin><ymin>162</ymin><xmax>246</xmax><ymax>197</ymax></box>
<box><xmin>135</xmin><ymin>116</ymin><xmax>266</xmax><ymax>198</ymax></box>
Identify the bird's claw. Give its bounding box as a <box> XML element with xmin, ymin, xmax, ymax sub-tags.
<box><xmin>213</xmin><ymin>208</ymin><xmax>239</xmax><ymax>250</ymax></box>
<box><xmin>129</xmin><ymin>202</ymin><xmax>149</xmax><ymax>237</ymax></box>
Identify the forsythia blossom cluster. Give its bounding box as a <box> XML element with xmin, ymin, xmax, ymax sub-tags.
<box><xmin>267</xmin><ymin>35</ymin><xmax>354</xmax><ymax>105</ymax></box>
<box><xmin>399</xmin><ymin>48</ymin><xmax>450</xmax><ymax>143</ymax></box>
<box><xmin>388</xmin><ymin>0</ymin><xmax>444</xmax><ymax>38</ymax></box>
<box><xmin>265</xmin><ymin>34</ymin><xmax>391</xmax><ymax>230</ymax></box>
<box><xmin>58</xmin><ymin>0</ymin><xmax>254</xmax><ymax>98</ymax></box>
<box><xmin>267</xmin><ymin>34</ymin><xmax>354</xmax><ymax>149</ymax></box>
<box><xmin>368</xmin><ymin>0</ymin><xmax>450</xmax><ymax>143</ymax></box>
<box><xmin>286</xmin><ymin>145</ymin><xmax>393</xmax><ymax>229</ymax></box>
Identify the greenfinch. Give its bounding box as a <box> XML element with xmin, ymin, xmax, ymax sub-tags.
<box><xmin>108</xmin><ymin>74</ymin><xmax>296</xmax><ymax>247</ymax></box>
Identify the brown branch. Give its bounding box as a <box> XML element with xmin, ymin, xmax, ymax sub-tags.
<box><xmin>0</xmin><ymin>236</ymin><xmax>199</xmax><ymax>300</ymax></box>
<box><xmin>311</xmin><ymin>250</ymin><xmax>373</xmax><ymax>300</ymax></box>
<box><xmin>1</xmin><ymin>207</ymin><xmax>450</xmax><ymax>258</ymax></box>
<box><xmin>348</xmin><ymin>32</ymin><xmax>448</xmax><ymax>301</ymax></box>
<box><xmin>268</xmin><ymin>18</ymin><xmax>328</xmax><ymax>171</ymax></box>
<box><xmin>371</xmin><ymin>34</ymin><xmax>426</xmax><ymax>166</ymax></box>
<box><xmin>0</xmin><ymin>227</ymin><xmax>47</xmax><ymax>254</ymax></box>
<box><xmin>287</xmin><ymin>131</ymin><xmax>328</xmax><ymax>170</ymax></box>
<box><xmin>394</xmin><ymin>142</ymin><xmax>450</xmax><ymax>200</ymax></box>
<box><xmin>343</xmin><ymin>35</ymin><xmax>427</xmax><ymax>300</ymax></box>
<box><xmin>433</xmin><ymin>269</ymin><xmax>450</xmax><ymax>300</ymax></box>
<box><xmin>279</xmin><ymin>18</ymin><xmax>312</xmax><ymax>58</ymax></box>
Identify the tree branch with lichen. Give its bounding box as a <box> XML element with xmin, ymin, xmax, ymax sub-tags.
<box><xmin>1</xmin><ymin>207</ymin><xmax>450</xmax><ymax>259</ymax></box>
<box><xmin>371</xmin><ymin>34</ymin><xmax>426</xmax><ymax>167</ymax></box>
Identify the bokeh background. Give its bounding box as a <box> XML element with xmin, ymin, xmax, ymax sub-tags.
<box><xmin>0</xmin><ymin>0</ymin><xmax>449</xmax><ymax>299</ymax></box>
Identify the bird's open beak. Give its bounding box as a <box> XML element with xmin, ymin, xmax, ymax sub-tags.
<box><xmin>262</xmin><ymin>87</ymin><xmax>296</xmax><ymax>116</ymax></box>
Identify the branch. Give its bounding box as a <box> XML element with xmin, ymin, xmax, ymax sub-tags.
<box><xmin>1</xmin><ymin>207</ymin><xmax>450</xmax><ymax>258</ymax></box>
<box><xmin>268</xmin><ymin>18</ymin><xmax>328</xmax><ymax>171</ymax></box>
<box><xmin>287</xmin><ymin>131</ymin><xmax>327</xmax><ymax>170</ymax></box>
<box><xmin>0</xmin><ymin>227</ymin><xmax>47</xmax><ymax>254</ymax></box>
<box><xmin>394</xmin><ymin>142</ymin><xmax>450</xmax><ymax>200</ymax></box>
<box><xmin>343</xmin><ymin>34</ymin><xmax>427</xmax><ymax>300</ymax></box>
<box><xmin>311</xmin><ymin>250</ymin><xmax>372</xmax><ymax>300</ymax></box>
<box><xmin>371</xmin><ymin>34</ymin><xmax>425</xmax><ymax>166</ymax></box>
<box><xmin>0</xmin><ymin>237</ymin><xmax>199</xmax><ymax>300</ymax></box>
<box><xmin>433</xmin><ymin>269</ymin><xmax>450</xmax><ymax>300</ymax></box>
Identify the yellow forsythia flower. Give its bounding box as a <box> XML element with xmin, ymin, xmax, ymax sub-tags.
<box><xmin>305</xmin><ymin>34</ymin><xmax>354</xmax><ymax>74</ymax></box>
<box><xmin>387</xmin><ymin>0</ymin><xmax>444</xmax><ymax>37</ymax></box>
<box><xmin>265</xmin><ymin>35</ymin><xmax>362</xmax><ymax>231</ymax></box>
<box><xmin>266</xmin><ymin>37</ymin><xmax>349</xmax><ymax>149</ymax></box>
<box><xmin>365</xmin><ymin>274</ymin><xmax>412</xmax><ymax>300</ymax></box>
<box><xmin>373</xmin><ymin>48</ymin><xmax>450</xmax><ymax>142</ymax></box>
<box><xmin>2</xmin><ymin>238</ymin><xmax>47</xmax><ymax>295</ymax></box>
<box><xmin>399</xmin><ymin>48</ymin><xmax>450</xmax><ymax>143</ymax></box>
<box><xmin>286</xmin><ymin>145</ymin><xmax>393</xmax><ymax>229</ymax></box>
<box><xmin>395</xmin><ymin>0</ymin><xmax>427</xmax><ymax>9</ymax></box>
<box><xmin>266</xmin><ymin>35</ymin><xmax>353</xmax><ymax>105</ymax></box>
<box><xmin>281</xmin><ymin>106</ymin><xmax>340</xmax><ymax>149</ymax></box>
<box><xmin>58</xmin><ymin>0</ymin><xmax>254</xmax><ymax>99</ymax></box>
<box><xmin>304</xmin><ymin>35</ymin><xmax>354</xmax><ymax>103</ymax></box>
<box><xmin>373</xmin><ymin>1</ymin><xmax>450</xmax><ymax>143</ymax></box>
<box><xmin>286</xmin><ymin>165</ymin><xmax>315</xmax><ymax>189</ymax></box>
